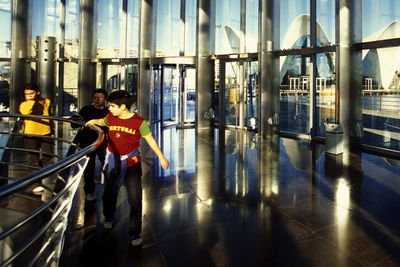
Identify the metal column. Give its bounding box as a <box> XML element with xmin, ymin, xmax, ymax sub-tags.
<box><xmin>309</xmin><ymin>0</ymin><xmax>317</xmax><ymax>138</ymax></box>
<box><xmin>138</xmin><ymin>0</ymin><xmax>154</xmax><ymax>120</ymax></box>
<box><xmin>58</xmin><ymin>0</ymin><xmax>66</xmax><ymax>116</ymax></box>
<box><xmin>238</xmin><ymin>0</ymin><xmax>246</xmax><ymax>128</ymax></box>
<box><xmin>258</xmin><ymin>0</ymin><xmax>279</xmax><ymax>140</ymax></box>
<box><xmin>10</xmin><ymin>0</ymin><xmax>31</xmax><ymax>114</ymax></box>
<box><xmin>196</xmin><ymin>0</ymin><xmax>215</xmax><ymax>129</ymax></box>
<box><xmin>78</xmin><ymin>0</ymin><xmax>98</xmax><ymax>109</ymax></box>
<box><xmin>36</xmin><ymin>36</ymin><xmax>57</xmax><ymax>103</ymax></box>
<box><xmin>336</xmin><ymin>0</ymin><xmax>362</xmax><ymax>165</ymax></box>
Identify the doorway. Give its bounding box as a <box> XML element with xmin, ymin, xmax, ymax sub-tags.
<box><xmin>222</xmin><ymin>60</ymin><xmax>258</xmax><ymax>129</ymax></box>
<box><xmin>150</xmin><ymin>64</ymin><xmax>196</xmax><ymax>127</ymax></box>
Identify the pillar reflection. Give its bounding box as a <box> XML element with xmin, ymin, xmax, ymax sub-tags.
<box><xmin>258</xmin><ymin>134</ymin><xmax>280</xmax><ymax>200</ymax></box>
<box><xmin>218</xmin><ymin>129</ymin><xmax>258</xmax><ymax>199</ymax></box>
<box><xmin>196</xmin><ymin>128</ymin><xmax>215</xmax><ymax>216</ymax></box>
<box><xmin>325</xmin><ymin>150</ymin><xmax>363</xmax><ymax>264</ymax></box>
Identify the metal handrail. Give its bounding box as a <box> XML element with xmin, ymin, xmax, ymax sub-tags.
<box><xmin>0</xmin><ymin>113</ymin><xmax>104</xmax><ymax>267</ymax></box>
<box><xmin>0</xmin><ymin>114</ymin><xmax>104</xmax><ymax>197</ymax></box>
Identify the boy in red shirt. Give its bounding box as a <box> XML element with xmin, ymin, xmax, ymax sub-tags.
<box><xmin>86</xmin><ymin>90</ymin><xmax>169</xmax><ymax>247</ymax></box>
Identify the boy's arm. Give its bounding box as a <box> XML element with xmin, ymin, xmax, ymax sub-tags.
<box><xmin>143</xmin><ymin>134</ymin><xmax>170</xmax><ymax>169</ymax></box>
<box><xmin>86</xmin><ymin>118</ymin><xmax>106</xmax><ymax>127</ymax></box>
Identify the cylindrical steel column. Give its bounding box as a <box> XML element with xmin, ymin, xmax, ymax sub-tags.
<box><xmin>238</xmin><ymin>0</ymin><xmax>246</xmax><ymax>129</ymax></box>
<box><xmin>336</xmin><ymin>0</ymin><xmax>362</xmax><ymax>165</ymax></box>
<box><xmin>58</xmin><ymin>0</ymin><xmax>66</xmax><ymax>117</ymax></box>
<box><xmin>78</xmin><ymin>0</ymin><xmax>98</xmax><ymax>109</ymax></box>
<box><xmin>138</xmin><ymin>0</ymin><xmax>154</xmax><ymax>120</ymax></box>
<box><xmin>10</xmin><ymin>0</ymin><xmax>31</xmax><ymax>114</ymax></box>
<box><xmin>309</xmin><ymin>0</ymin><xmax>317</xmax><ymax>138</ymax></box>
<box><xmin>179</xmin><ymin>0</ymin><xmax>186</xmax><ymax>56</ymax></box>
<box><xmin>196</xmin><ymin>0</ymin><xmax>215</xmax><ymax>129</ymax></box>
<box><xmin>36</xmin><ymin>36</ymin><xmax>57</xmax><ymax>103</ymax></box>
<box><xmin>259</xmin><ymin>0</ymin><xmax>279</xmax><ymax>140</ymax></box>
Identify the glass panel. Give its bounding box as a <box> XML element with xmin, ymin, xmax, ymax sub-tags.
<box><xmin>316</xmin><ymin>52</ymin><xmax>336</xmax><ymax>136</ymax></box>
<box><xmin>362</xmin><ymin>0</ymin><xmax>400</xmax><ymax>41</ymax></box>
<box><xmin>150</xmin><ymin>66</ymin><xmax>161</xmax><ymax>122</ymax></box>
<box><xmin>0</xmin><ymin>0</ymin><xmax>11</xmax><ymax>57</ymax></box>
<box><xmin>185</xmin><ymin>0</ymin><xmax>197</xmax><ymax>56</ymax></box>
<box><xmin>106</xmin><ymin>65</ymin><xmax>121</xmax><ymax>91</ymax></box>
<box><xmin>245</xmin><ymin>61</ymin><xmax>258</xmax><ymax>128</ymax></box>
<box><xmin>98</xmin><ymin>0</ymin><xmax>123</xmax><ymax>57</ymax></box>
<box><xmin>225</xmin><ymin>61</ymin><xmax>239</xmax><ymax>126</ymax></box>
<box><xmin>127</xmin><ymin>0</ymin><xmax>139</xmax><ymax>57</ymax></box>
<box><xmin>0</xmin><ymin>61</ymin><xmax>10</xmax><ymax>112</ymax></box>
<box><xmin>162</xmin><ymin>66</ymin><xmax>179</xmax><ymax>123</ymax></box>
<box><xmin>185</xmin><ymin>68</ymin><xmax>196</xmax><ymax>122</ymax></box>
<box><xmin>65</xmin><ymin>0</ymin><xmax>79</xmax><ymax>46</ymax></box>
<box><xmin>63</xmin><ymin>62</ymin><xmax>78</xmax><ymax>115</ymax></box>
<box><xmin>280</xmin><ymin>0</ymin><xmax>310</xmax><ymax>50</ymax></box>
<box><xmin>126</xmin><ymin>64</ymin><xmax>138</xmax><ymax>111</ymax></box>
<box><xmin>279</xmin><ymin>55</ymin><xmax>310</xmax><ymax>134</ymax></box>
<box><xmin>246</xmin><ymin>0</ymin><xmax>258</xmax><ymax>53</ymax></box>
<box><xmin>316</xmin><ymin>0</ymin><xmax>335</xmax><ymax>46</ymax></box>
<box><xmin>362</xmin><ymin>46</ymin><xmax>400</xmax><ymax>151</ymax></box>
<box><xmin>215</xmin><ymin>0</ymin><xmax>240</xmax><ymax>54</ymax></box>
<box><xmin>156</xmin><ymin>0</ymin><xmax>180</xmax><ymax>56</ymax></box>
<box><xmin>213</xmin><ymin>60</ymin><xmax>220</xmax><ymax>124</ymax></box>
<box><xmin>32</xmin><ymin>0</ymin><xmax>61</xmax><ymax>39</ymax></box>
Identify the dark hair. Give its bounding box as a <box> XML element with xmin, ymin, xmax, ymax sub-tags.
<box><xmin>106</xmin><ymin>90</ymin><xmax>132</xmax><ymax>109</ymax></box>
<box><xmin>23</xmin><ymin>83</ymin><xmax>41</xmax><ymax>101</ymax></box>
<box><xmin>93</xmin><ymin>89</ymin><xmax>107</xmax><ymax>98</ymax></box>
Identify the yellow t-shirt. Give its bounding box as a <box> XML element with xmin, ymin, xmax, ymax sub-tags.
<box><xmin>19</xmin><ymin>99</ymin><xmax>53</xmax><ymax>135</ymax></box>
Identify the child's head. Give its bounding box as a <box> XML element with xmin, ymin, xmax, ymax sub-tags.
<box><xmin>106</xmin><ymin>90</ymin><xmax>132</xmax><ymax>110</ymax></box>
<box><xmin>23</xmin><ymin>83</ymin><xmax>41</xmax><ymax>101</ymax></box>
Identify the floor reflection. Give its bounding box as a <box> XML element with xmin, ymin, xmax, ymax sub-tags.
<box><xmin>60</xmin><ymin>126</ymin><xmax>400</xmax><ymax>267</ymax></box>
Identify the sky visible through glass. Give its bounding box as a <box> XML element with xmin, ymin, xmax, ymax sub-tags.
<box><xmin>0</xmin><ymin>1</ymin><xmax>399</xmax><ymax>53</ymax></box>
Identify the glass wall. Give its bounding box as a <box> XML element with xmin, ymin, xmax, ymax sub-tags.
<box><xmin>246</xmin><ymin>0</ymin><xmax>258</xmax><ymax>53</ymax></box>
<box><xmin>362</xmin><ymin>46</ymin><xmax>400</xmax><ymax>150</ymax></box>
<box><xmin>245</xmin><ymin>61</ymin><xmax>258</xmax><ymax>128</ymax></box>
<box><xmin>224</xmin><ymin>61</ymin><xmax>240</xmax><ymax>126</ymax></box>
<box><xmin>32</xmin><ymin>0</ymin><xmax>61</xmax><ymax>40</ymax></box>
<box><xmin>279</xmin><ymin>55</ymin><xmax>310</xmax><ymax>134</ymax></box>
<box><xmin>97</xmin><ymin>0</ymin><xmax>123</xmax><ymax>57</ymax></box>
<box><xmin>185</xmin><ymin>0</ymin><xmax>197</xmax><ymax>56</ymax></box>
<box><xmin>63</xmin><ymin>62</ymin><xmax>79</xmax><ymax>115</ymax></box>
<box><xmin>316</xmin><ymin>52</ymin><xmax>336</xmax><ymax>136</ymax></box>
<box><xmin>127</xmin><ymin>0</ymin><xmax>139</xmax><ymax>57</ymax></box>
<box><xmin>0</xmin><ymin>0</ymin><xmax>11</xmax><ymax>57</ymax></box>
<box><xmin>362</xmin><ymin>0</ymin><xmax>400</xmax><ymax>151</ymax></box>
<box><xmin>156</xmin><ymin>0</ymin><xmax>180</xmax><ymax>56</ymax></box>
<box><xmin>215</xmin><ymin>0</ymin><xmax>240</xmax><ymax>54</ymax></box>
<box><xmin>362</xmin><ymin>0</ymin><xmax>400</xmax><ymax>41</ymax></box>
<box><xmin>1</xmin><ymin>1</ymin><xmax>400</xmax><ymax>153</ymax></box>
<box><xmin>280</xmin><ymin>0</ymin><xmax>310</xmax><ymax>50</ymax></box>
<box><xmin>0</xmin><ymin>0</ymin><xmax>11</xmax><ymax>112</ymax></box>
<box><xmin>150</xmin><ymin>66</ymin><xmax>161</xmax><ymax>122</ymax></box>
<box><xmin>316</xmin><ymin>0</ymin><xmax>335</xmax><ymax>46</ymax></box>
<box><xmin>65</xmin><ymin>0</ymin><xmax>79</xmax><ymax>46</ymax></box>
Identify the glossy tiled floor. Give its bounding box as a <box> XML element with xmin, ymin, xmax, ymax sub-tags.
<box><xmin>60</xmin><ymin>128</ymin><xmax>400</xmax><ymax>267</ymax></box>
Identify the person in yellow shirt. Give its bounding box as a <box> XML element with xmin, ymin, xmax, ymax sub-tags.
<box><xmin>19</xmin><ymin>83</ymin><xmax>54</xmax><ymax>199</ymax></box>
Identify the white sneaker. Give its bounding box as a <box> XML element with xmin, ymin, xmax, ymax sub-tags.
<box><xmin>85</xmin><ymin>194</ymin><xmax>97</xmax><ymax>201</ymax></box>
<box><xmin>131</xmin><ymin>235</ymin><xmax>143</xmax><ymax>247</ymax></box>
<box><xmin>104</xmin><ymin>221</ymin><xmax>113</xmax><ymax>230</ymax></box>
<box><xmin>33</xmin><ymin>186</ymin><xmax>44</xmax><ymax>195</ymax></box>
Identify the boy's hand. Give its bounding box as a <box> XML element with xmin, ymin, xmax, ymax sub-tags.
<box><xmin>160</xmin><ymin>157</ymin><xmax>170</xmax><ymax>169</ymax></box>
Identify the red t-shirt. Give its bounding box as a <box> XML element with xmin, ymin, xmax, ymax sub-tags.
<box><xmin>105</xmin><ymin>113</ymin><xmax>151</xmax><ymax>166</ymax></box>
